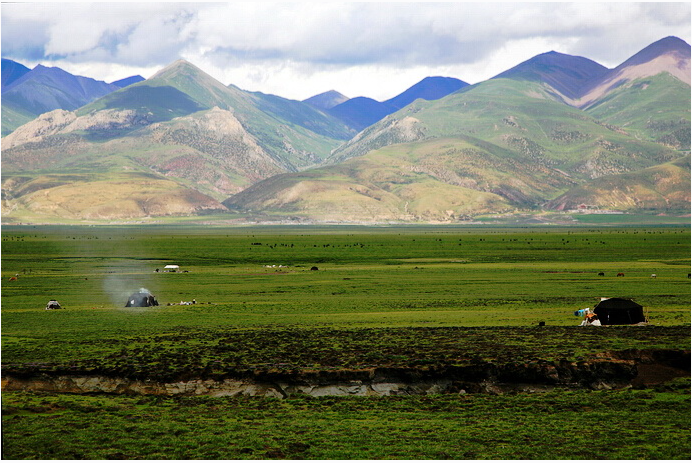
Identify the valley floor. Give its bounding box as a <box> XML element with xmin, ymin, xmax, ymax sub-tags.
<box><xmin>1</xmin><ymin>225</ymin><xmax>689</xmax><ymax>459</ymax></box>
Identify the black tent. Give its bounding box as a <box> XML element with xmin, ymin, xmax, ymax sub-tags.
<box><xmin>593</xmin><ymin>298</ymin><xmax>645</xmax><ymax>325</ymax></box>
<box><xmin>125</xmin><ymin>291</ymin><xmax>159</xmax><ymax>307</ymax></box>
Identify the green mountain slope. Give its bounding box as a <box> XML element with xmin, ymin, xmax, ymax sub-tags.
<box><xmin>225</xmin><ymin>78</ymin><xmax>685</xmax><ymax>221</ymax></box>
<box><xmin>330</xmin><ymin>79</ymin><xmax>678</xmax><ymax>177</ymax></box>
<box><xmin>2</xmin><ymin>60</ymin><xmax>354</xmax><ymax>222</ymax></box>
<box><xmin>223</xmin><ymin>135</ymin><xmax>568</xmax><ymax>222</ymax></box>
<box><xmin>584</xmin><ymin>73</ymin><xmax>691</xmax><ymax>150</ymax></box>
<box><xmin>4</xmin><ymin>38</ymin><xmax>689</xmax><ymax>224</ymax></box>
<box><xmin>547</xmin><ymin>156</ymin><xmax>691</xmax><ymax>212</ymax></box>
<box><xmin>77</xmin><ymin>60</ymin><xmax>353</xmax><ymax>169</ymax></box>
<box><xmin>2</xmin><ymin>107</ymin><xmax>289</xmax><ymax>201</ymax></box>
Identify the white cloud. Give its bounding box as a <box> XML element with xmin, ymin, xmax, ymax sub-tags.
<box><xmin>2</xmin><ymin>2</ymin><xmax>690</xmax><ymax>100</ymax></box>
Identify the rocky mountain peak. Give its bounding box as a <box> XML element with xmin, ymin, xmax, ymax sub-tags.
<box><xmin>577</xmin><ymin>37</ymin><xmax>691</xmax><ymax>108</ymax></box>
<box><xmin>150</xmin><ymin>59</ymin><xmax>203</xmax><ymax>80</ymax></box>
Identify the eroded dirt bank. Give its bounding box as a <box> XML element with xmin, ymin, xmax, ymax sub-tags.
<box><xmin>3</xmin><ymin>349</ymin><xmax>688</xmax><ymax>397</ymax></box>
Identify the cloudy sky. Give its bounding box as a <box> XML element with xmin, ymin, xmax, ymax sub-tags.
<box><xmin>2</xmin><ymin>2</ymin><xmax>690</xmax><ymax>101</ymax></box>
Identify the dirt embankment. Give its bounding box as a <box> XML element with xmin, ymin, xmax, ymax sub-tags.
<box><xmin>3</xmin><ymin>349</ymin><xmax>688</xmax><ymax>397</ymax></box>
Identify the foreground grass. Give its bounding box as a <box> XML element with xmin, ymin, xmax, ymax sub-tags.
<box><xmin>3</xmin><ymin>383</ymin><xmax>690</xmax><ymax>460</ymax></box>
<box><xmin>2</xmin><ymin>226</ymin><xmax>689</xmax><ymax>459</ymax></box>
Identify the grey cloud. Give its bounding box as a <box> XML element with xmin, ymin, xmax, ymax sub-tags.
<box><xmin>1</xmin><ymin>15</ymin><xmax>49</xmax><ymax>62</ymax></box>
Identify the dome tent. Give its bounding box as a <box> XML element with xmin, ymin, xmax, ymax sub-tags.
<box><xmin>593</xmin><ymin>298</ymin><xmax>646</xmax><ymax>325</ymax></box>
<box><xmin>125</xmin><ymin>290</ymin><xmax>159</xmax><ymax>307</ymax></box>
<box><xmin>45</xmin><ymin>299</ymin><xmax>62</xmax><ymax>310</ymax></box>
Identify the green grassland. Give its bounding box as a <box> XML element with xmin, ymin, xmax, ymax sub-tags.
<box><xmin>2</xmin><ymin>226</ymin><xmax>690</xmax><ymax>459</ymax></box>
<box><xmin>3</xmin><ymin>383</ymin><xmax>689</xmax><ymax>460</ymax></box>
<box><xmin>2</xmin><ymin>226</ymin><xmax>689</xmax><ymax>364</ymax></box>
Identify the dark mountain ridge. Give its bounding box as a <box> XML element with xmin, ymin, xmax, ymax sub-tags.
<box><xmin>1</xmin><ymin>58</ymin><xmax>30</xmax><ymax>88</ymax></box>
<box><xmin>492</xmin><ymin>51</ymin><xmax>609</xmax><ymax>100</ymax></box>
<box><xmin>325</xmin><ymin>76</ymin><xmax>468</xmax><ymax>131</ymax></box>
<box><xmin>384</xmin><ymin>76</ymin><xmax>468</xmax><ymax>109</ymax></box>
<box><xmin>303</xmin><ymin>90</ymin><xmax>349</xmax><ymax>110</ymax></box>
<box><xmin>327</xmin><ymin>97</ymin><xmax>397</xmax><ymax>132</ymax></box>
<box><xmin>110</xmin><ymin>75</ymin><xmax>145</xmax><ymax>88</ymax></box>
<box><xmin>2</xmin><ymin>64</ymin><xmax>119</xmax><ymax>109</ymax></box>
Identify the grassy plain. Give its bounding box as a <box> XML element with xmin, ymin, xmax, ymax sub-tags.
<box><xmin>3</xmin><ymin>384</ymin><xmax>689</xmax><ymax>460</ymax></box>
<box><xmin>2</xmin><ymin>225</ymin><xmax>690</xmax><ymax>459</ymax></box>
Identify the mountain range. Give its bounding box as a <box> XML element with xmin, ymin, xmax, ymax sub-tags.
<box><xmin>1</xmin><ymin>36</ymin><xmax>689</xmax><ymax>223</ymax></box>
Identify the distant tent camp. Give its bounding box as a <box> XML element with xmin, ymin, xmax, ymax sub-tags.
<box><xmin>164</xmin><ymin>265</ymin><xmax>180</xmax><ymax>272</ymax></box>
<box><xmin>593</xmin><ymin>298</ymin><xmax>646</xmax><ymax>325</ymax></box>
<box><xmin>125</xmin><ymin>290</ymin><xmax>159</xmax><ymax>307</ymax></box>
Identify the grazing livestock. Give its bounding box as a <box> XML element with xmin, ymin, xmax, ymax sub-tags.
<box><xmin>8</xmin><ymin>276</ymin><xmax>17</xmax><ymax>281</ymax></box>
<box><xmin>617</xmin><ymin>273</ymin><xmax>625</xmax><ymax>277</ymax></box>
<box><xmin>597</xmin><ymin>272</ymin><xmax>605</xmax><ymax>276</ymax></box>
<box><xmin>310</xmin><ymin>266</ymin><xmax>319</xmax><ymax>271</ymax></box>
<box><xmin>651</xmin><ymin>274</ymin><xmax>657</xmax><ymax>278</ymax></box>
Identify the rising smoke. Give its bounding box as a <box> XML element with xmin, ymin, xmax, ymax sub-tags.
<box><xmin>102</xmin><ymin>265</ymin><xmax>158</xmax><ymax>308</ymax></box>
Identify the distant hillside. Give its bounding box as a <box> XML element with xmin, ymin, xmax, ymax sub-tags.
<box><xmin>585</xmin><ymin>73</ymin><xmax>691</xmax><ymax>150</ymax></box>
<box><xmin>0</xmin><ymin>102</ymin><xmax>35</xmax><ymax>138</ymax></box>
<box><xmin>1</xmin><ymin>59</ymin><xmax>34</xmax><ymax>134</ymax></box>
<box><xmin>225</xmin><ymin>76</ymin><xmax>684</xmax><ymax>221</ymax></box>
<box><xmin>3</xmin><ymin>64</ymin><xmax>119</xmax><ymax>115</ymax></box>
<box><xmin>579</xmin><ymin>37</ymin><xmax>691</xmax><ymax>149</ymax></box>
<box><xmin>110</xmin><ymin>75</ymin><xmax>145</xmax><ymax>88</ymax></box>
<box><xmin>327</xmin><ymin>76</ymin><xmax>468</xmax><ymax>131</ymax></box>
<box><xmin>1</xmin><ymin>58</ymin><xmax>30</xmax><ymax>88</ymax></box>
<box><xmin>223</xmin><ymin>135</ymin><xmax>547</xmax><ymax>222</ymax></box>
<box><xmin>384</xmin><ymin>76</ymin><xmax>468</xmax><ymax>109</ymax></box>
<box><xmin>1</xmin><ymin>64</ymin><xmax>119</xmax><ymax>136</ymax></box>
<box><xmin>1</xmin><ymin>172</ymin><xmax>226</xmax><ymax>222</ymax></box>
<box><xmin>328</xmin><ymin>97</ymin><xmax>397</xmax><ymax>132</ymax></box>
<box><xmin>251</xmin><ymin>90</ymin><xmax>356</xmax><ymax>142</ymax></box>
<box><xmin>303</xmin><ymin>90</ymin><xmax>349</xmax><ymax>110</ymax></box>
<box><xmin>75</xmin><ymin>60</ymin><xmax>353</xmax><ymax>168</ymax></box>
<box><xmin>326</xmin><ymin>37</ymin><xmax>689</xmax><ymax>168</ymax></box>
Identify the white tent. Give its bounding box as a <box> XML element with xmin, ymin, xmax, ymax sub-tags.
<box><xmin>164</xmin><ymin>265</ymin><xmax>180</xmax><ymax>272</ymax></box>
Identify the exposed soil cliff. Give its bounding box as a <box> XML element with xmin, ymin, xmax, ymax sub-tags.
<box><xmin>3</xmin><ymin>349</ymin><xmax>687</xmax><ymax>397</ymax></box>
